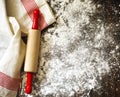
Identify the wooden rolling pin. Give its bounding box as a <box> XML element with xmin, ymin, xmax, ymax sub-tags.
<box><xmin>24</xmin><ymin>9</ymin><xmax>40</xmax><ymax>94</ymax></box>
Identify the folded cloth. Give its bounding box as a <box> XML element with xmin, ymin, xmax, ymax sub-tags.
<box><xmin>0</xmin><ymin>1</ymin><xmax>26</xmax><ymax>97</ymax></box>
<box><xmin>0</xmin><ymin>0</ymin><xmax>55</xmax><ymax>96</ymax></box>
<box><xmin>6</xmin><ymin>0</ymin><xmax>55</xmax><ymax>35</ymax></box>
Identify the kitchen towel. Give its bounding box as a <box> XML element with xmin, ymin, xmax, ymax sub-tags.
<box><xmin>6</xmin><ymin>0</ymin><xmax>55</xmax><ymax>35</ymax></box>
<box><xmin>0</xmin><ymin>0</ymin><xmax>26</xmax><ymax>97</ymax></box>
<box><xmin>0</xmin><ymin>0</ymin><xmax>55</xmax><ymax>96</ymax></box>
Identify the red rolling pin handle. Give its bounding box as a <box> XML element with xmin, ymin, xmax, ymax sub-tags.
<box><xmin>32</xmin><ymin>9</ymin><xmax>39</xmax><ymax>29</ymax></box>
<box><xmin>25</xmin><ymin>9</ymin><xmax>39</xmax><ymax>94</ymax></box>
<box><xmin>25</xmin><ymin>72</ymin><xmax>33</xmax><ymax>94</ymax></box>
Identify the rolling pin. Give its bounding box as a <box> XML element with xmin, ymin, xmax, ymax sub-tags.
<box><xmin>24</xmin><ymin>9</ymin><xmax>40</xmax><ymax>94</ymax></box>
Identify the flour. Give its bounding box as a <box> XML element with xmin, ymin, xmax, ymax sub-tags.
<box><xmin>37</xmin><ymin>0</ymin><xmax>111</xmax><ymax>97</ymax></box>
<box><xmin>19</xmin><ymin>0</ymin><xmax>117</xmax><ymax>97</ymax></box>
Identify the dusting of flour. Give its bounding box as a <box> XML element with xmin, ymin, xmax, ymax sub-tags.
<box><xmin>37</xmin><ymin>0</ymin><xmax>112</xmax><ymax>97</ymax></box>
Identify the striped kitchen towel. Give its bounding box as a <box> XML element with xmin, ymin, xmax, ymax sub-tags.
<box><xmin>6</xmin><ymin>0</ymin><xmax>55</xmax><ymax>35</ymax></box>
<box><xmin>0</xmin><ymin>0</ymin><xmax>55</xmax><ymax>97</ymax></box>
<box><xmin>0</xmin><ymin>1</ymin><xmax>26</xmax><ymax>97</ymax></box>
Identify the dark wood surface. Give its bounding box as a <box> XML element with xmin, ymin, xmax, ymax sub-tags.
<box><xmin>90</xmin><ymin>1</ymin><xmax>120</xmax><ymax>97</ymax></box>
<box><xmin>18</xmin><ymin>0</ymin><xmax>120</xmax><ymax>97</ymax></box>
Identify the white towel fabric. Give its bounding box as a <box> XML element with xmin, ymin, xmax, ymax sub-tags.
<box><xmin>6</xmin><ymin>0</ymin><xmax>55</xmax><ymax>35</ymax></box>
<box><xmin>0</xmin><ymin>0</ymin><xmax>26</xmax><ymax>97</ymax></box>
<box><xmin>0</xmin><ymin>17</ymin><xmax>26</xmax><ymax>97</ymax></box>
<box><xmin>0</xmin><ymin>0</ymin><xmax>55</xmax><ymax>97</ymax></box>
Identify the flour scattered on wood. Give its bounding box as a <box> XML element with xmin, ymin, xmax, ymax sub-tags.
<box><xmin>38</xmin><ymin>0</ymin><xmax>112</xmax><ymax>96</ymax></box>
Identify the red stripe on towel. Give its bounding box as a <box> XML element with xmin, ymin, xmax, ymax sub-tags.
<box><xmin>0</xmin><ymin>72</ymin><xmax>20</xmax><ymax>91</ymax></box>
<box><xmin>21</xmin><ymin>0</ymin><xmax>48</xmax><ymax>30</ymax></box>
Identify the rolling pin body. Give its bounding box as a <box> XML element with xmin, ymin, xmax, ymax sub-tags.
<box><xmin>24</xmin><ymin>29</ymin><xmax>40</xmax><ymax>72</ymax></box>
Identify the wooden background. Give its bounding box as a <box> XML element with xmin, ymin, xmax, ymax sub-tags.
<box><xmin>19</xmin><ymin>0</ymin><xmax>120</xmax><ymax>97</ymax></box>
<box><xmin>89</xmin><ymin>0</ymin><xmax>120</xmax><ymax>97</ymax></box>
